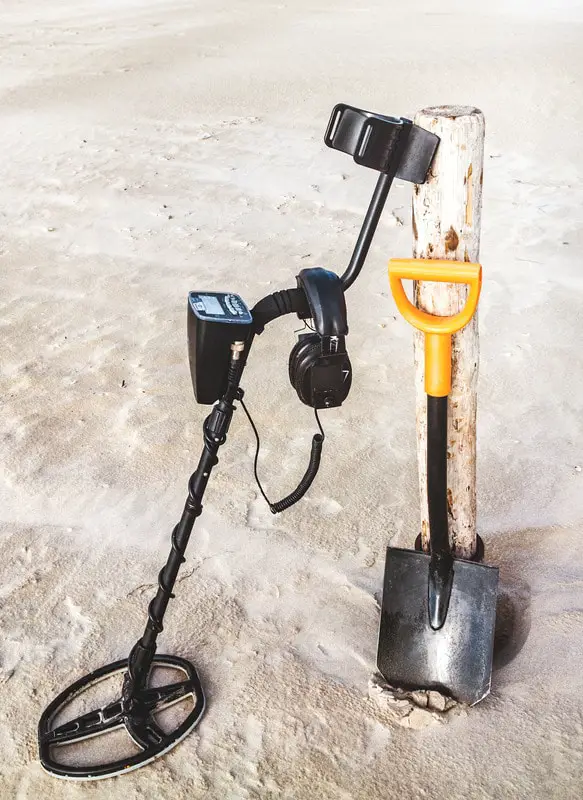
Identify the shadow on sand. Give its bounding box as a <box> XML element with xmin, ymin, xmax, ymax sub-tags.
<box><xmin>487</xmin><ymin>532</ymin><xmax>534</xmax><ymax>672</ymax></box>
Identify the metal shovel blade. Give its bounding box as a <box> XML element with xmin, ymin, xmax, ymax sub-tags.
<box><xmin>377</xmin><ymin>546</ymin><xmax>499</xmax><ymax>705</ymax></box>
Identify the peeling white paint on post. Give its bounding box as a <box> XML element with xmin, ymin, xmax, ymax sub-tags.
<box><xmin>412</xmin><ymin>106</ymin><xmax>485</xmax><ymax>559</ymax></box>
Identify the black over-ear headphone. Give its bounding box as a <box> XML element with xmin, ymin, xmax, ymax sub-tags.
<box><xmin>288</xmin><ymin>268</ymin><xmax>352</xmax><ymax>409</ymax></box>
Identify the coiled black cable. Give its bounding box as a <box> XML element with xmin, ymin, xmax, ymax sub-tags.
<box><xmin>240</xmin><ymin>397</ymin><xmax>325</xmax><ymax>513</ymax></box>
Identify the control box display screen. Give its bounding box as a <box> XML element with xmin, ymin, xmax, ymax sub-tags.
<box><xmin>188</xmin><ymin>291</ymin><xmax>253</xmax><ymax>324</ymax></box>
<box><xmin>197</xmin><ymin>295</ymin><xmax>224</xmax><ymax>316</ymax></box>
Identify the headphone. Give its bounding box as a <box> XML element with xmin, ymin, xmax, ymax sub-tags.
<box><xmin>288</xmin><ymin>268</ymin><xmax>352</xmax><ymax>410</ymax></box>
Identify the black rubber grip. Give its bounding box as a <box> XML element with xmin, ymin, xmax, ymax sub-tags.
<box><xmin>251</xmin><ymin>288</ymin><xmax>309</xmax><ymax>334</ymax></box>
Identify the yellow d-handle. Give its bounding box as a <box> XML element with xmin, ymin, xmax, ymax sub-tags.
<box><xmin>388</xmin><ymin>258</ymin><xmax>482</xmax><ymax>397</ymax></box>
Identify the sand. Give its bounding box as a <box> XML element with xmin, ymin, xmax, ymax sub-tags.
<box><xmin>1</xmin><ymin>0</ymin><xmax>583</xmax><ymax>797</ymax></box>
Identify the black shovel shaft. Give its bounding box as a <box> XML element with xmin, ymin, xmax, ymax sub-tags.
<box><xmin>427</xmin><ymin>395</ymin><xmax>450</xmax><ymax>558</ymax></box>
<box><xmin>427</xmin><ymin>394</ymin><xmax>454</xmax><ymax>630</ymax></box>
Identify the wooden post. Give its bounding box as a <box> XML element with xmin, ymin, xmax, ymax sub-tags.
<box><xmin>412</xmin><ymin>106</ymin><xmax>485</xmax><ymax>560</ymax></box>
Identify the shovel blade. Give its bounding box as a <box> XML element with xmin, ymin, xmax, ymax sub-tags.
<box><xmin>377</xmin><ymin>547</ymin><xmax>499</xmax><ymax>705</ymax></box>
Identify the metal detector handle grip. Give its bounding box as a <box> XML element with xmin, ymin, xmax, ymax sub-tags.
<box><xmin>388</xmin><ymin>258</ymin><xmax>482</xmax><ymax>397</ymax></box>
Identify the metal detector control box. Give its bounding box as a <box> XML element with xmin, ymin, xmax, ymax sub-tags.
<box><xmin>187</xmin><ymin>291</ymin><xmax>253</xmax><ymax>405</ymax></box>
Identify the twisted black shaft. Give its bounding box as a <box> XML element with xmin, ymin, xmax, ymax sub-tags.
<box><xmin>125</xmin><ymin>354</ymin><xmax>245</xmax><ymax>695</ymax></box>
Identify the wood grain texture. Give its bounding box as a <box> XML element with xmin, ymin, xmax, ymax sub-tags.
<box><xmin>412</xmin><ymin>106</ymin><xmax>484</xmax><ymax>559</ymax></box>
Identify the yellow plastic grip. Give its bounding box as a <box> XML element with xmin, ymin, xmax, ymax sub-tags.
<box><xmin>388</xmin><ymin>258</ymin><xmax>482</xmax><ymax>397</ymax></box>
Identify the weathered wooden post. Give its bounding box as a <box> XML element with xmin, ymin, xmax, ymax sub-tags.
<box><xmin>412</xmin><ymin>106</ymin><xmax>485</xmax><ymax>560</ymax></box>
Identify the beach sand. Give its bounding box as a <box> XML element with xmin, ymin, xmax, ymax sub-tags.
<box><xmin>1</xmin><ymin>1</ymin><xmax>583</xmax><ymax>797</ymax></box>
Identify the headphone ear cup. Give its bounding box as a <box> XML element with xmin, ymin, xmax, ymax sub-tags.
<box><xmin>289</xmin><ymin>334</ymin><xmax>321</xmax><ymax>406</ymax></box>
<box><xmin>288</xmin><ymin>338</ymin><xmax>304</xmax><ymax>387</ymax></box>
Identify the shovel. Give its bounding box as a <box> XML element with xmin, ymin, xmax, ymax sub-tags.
<box><xmin>377</xmin><ymin>258</ymin><xmax>498</xmax><ymax>705</ymax></box>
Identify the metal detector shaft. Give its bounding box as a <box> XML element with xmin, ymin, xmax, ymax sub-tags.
<box><xmin>341</xmin><ymin>172</ymin><xmax>394</xmax><ymax>290</ymax></box>
<box><xmin>325</xmin><ymin>104</ymin><xmax>439</xmax><ymax>291</ymax></box>
<box><xmin>125</xmin><ymin>345</ymin><xmax>247</xmax><ymax>695</ymax></box>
